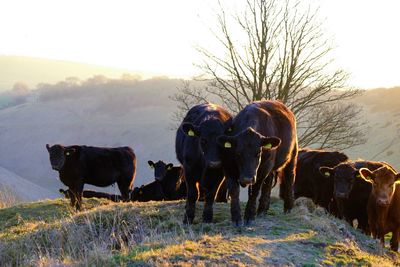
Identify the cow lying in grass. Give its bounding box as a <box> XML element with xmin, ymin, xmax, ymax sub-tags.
<box><xmin>47</xmin><ymin>144</ymin><xmax>136</xmax><ymax>210</ymax></box>
<box><xmin>359</xmin><ymin>166</ymin><xmax>400</xmax><ymax>251</ymax></box>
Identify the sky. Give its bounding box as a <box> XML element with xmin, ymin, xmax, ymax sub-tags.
<box><xmin>0</xmin><ymin>0</ymin><xmax>399</xmax><ymax>89</ymax></box>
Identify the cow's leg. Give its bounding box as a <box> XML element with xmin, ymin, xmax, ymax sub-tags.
<box><xmin>280</xmin><ymin>147</ymin><xmax>297</xmax><ymax>213</ymax></box>
<box><xmin>390</xmin><ymin>228</ymin><xmax>399</xmax><ymax>251</ymax></box>
<box><xmin>244</xmin><ymin>176</ymin><xmax>264</xmax><ymax>225</ymax></box>
<box><xmin>117</xmin><ymin>177</ymin><xmax>132</xmax><ymax>201</ymax></box>
<box><xmin>68</xmin><ymin>187</ymin><xmax>77</xmax><ymax>208</ymax></box>
<box><xmin>202</xmin><ymin>169</ymin><xmax>224</xmax><ymax>223</ymax></box>
<box><xmin>214</xmin><ymin>178</ymin><xmax>228</xmax><ymax>203</ymax></box>
<box><xmin>183</xmin><ymin>169</ymin><xmax>199</xmax><ymax>224</ymax></box>
<box><xmin>257</xmin><ymin>172</ymin><xmax>274</xmax><ymax>215</ymax></box>
<box><xmin>75</xmin><ymin>183</ymin><xmax>84</xmax><ymax>211</ymax></box>
<box><xmin>228</xmin><ymin>178</ymin><xmax>242</xmax><ymax>227</ymax></box>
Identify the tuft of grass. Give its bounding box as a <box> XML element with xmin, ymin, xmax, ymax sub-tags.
<box><xmin>0</xmin><ymin>197</ymin><xmax>399</xmax><ymax>266</ymax></box>
<box><xmin>0</xmin><ymin>184</ymin><xmax>21</xmax><ymax>209</ymax></box>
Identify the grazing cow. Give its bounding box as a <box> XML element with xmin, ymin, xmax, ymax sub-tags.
<box><xmin>294</xmin><ymin>149</ymin><xmax>348</xmax><ymax>215</ymax></box>
<box><xmin>320</xmin><ymin>160</ymin><xmax>386</xmax><ymax>234</ymax></box>
<box><xmin>176</xmin><ymin>103</ymin><xmax>232</xmax><ymax>224</ymax></box>
<box><xmin>47</xmin><ymin>144</ymin><xmax>136</xmax><ymax>210</ymax></box>
<box><xmin>148</xmin><ymin>160</ymin><xmax>186</xmax><ymax>200</ymax></box>
<box><xmin>59</xmin><ymin>188</ymin><xmax>122</xmax><ymax>202</ymax></box>
<box><xmin>217</xmin><ymin>100</ymin><xmax>298</xmax><ymax>226</ymax></box>
<box><xmin>359</xmin><ymin>166</ymin><xmax>400</xmax><ymax>251</ymax></box>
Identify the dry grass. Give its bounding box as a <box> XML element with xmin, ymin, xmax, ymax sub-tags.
<box><xmin>0</xmin><ymin>184</ymin><xmax>21</xmax><ymax>208</ymax></box>
<box><xmin>0</xmin><ymin>197</ymin><xmax>399</xmax><ymax>266</ymax></box>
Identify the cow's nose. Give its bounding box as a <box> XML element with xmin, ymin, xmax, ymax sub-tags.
<box><xmin>208</xmin><ymin>161</ymin><xmax>221</xmax><ymax>168</ymax></box>
<box><xmin>377</xmin><ymin>199</ymin><xmax>390</xmax><ymax>206</ymax></box>
<box><xmin>335</xmin><ymin>192</ymin><xmax>347</xmax><ymax>199</ymax></box>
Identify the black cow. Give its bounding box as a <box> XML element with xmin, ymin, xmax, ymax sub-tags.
<box><xmin>293</xmin><ymin>148</ymin><xmax>348</xmax><ymax>215</ymax></box>
<box><xmin>130</xmin><ymin>181</ymin><xmax>165</xmax><ymax>202</ymax></box>
<box><xmin>320</xmin><ymin>160</ymin><xmax>386</xmax><ymax>234</ymax></box>
<box><xmin>217</xmin><ymin>100</ymin><xmax>298</xmax><ymax>226</ymax></box>
<box><xmin>47</xmin><ymin>144</ymin><xmax>136</xmax><ymax>210</ymax></box>
<box><xmin>176</xmin><ymin>103</ymin><xmax>232</xmax><ymax>224</ymax></box>
<box><xmin>148</xmin><ymin>160</ymin><xmax>186</xmax><ymax>200</ymax></box>
<box><xmin>59</xmin><ymin>188</ymin><xmax>122</xmax><ymax>202</ymax></box>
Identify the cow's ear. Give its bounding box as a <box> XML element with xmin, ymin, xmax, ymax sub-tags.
<box><xmin>359</xmin><ymin>168</ymin><xmax>374</xmax><ymax>184</ymax></box>
<box><xmin>217</xmin><ymin>135</ymin><xmax>235</xmax><ymax>149</ymax></box>
<box><xmin>148</xmin><ymin>160</ymin><xmax>155</xmax><ymax>169</ymax></box>
<box><xmin>46</xmin><ymin>144</ymin><xmax>51</xmax><ymax>152</ymax></box>
<box><xmin>319</xmin><ymin>167</ymin><xmax>334</xmax><ymax>178</ymax></box>
<box><xmin>261</xmin><ymin>137</ymin><xmax>281</xmax><ymax>150</ymax></box>
<box><xmin>65</xmin><ymin>148</ymin><xmax>76</xmax><ymax>156</ymax></box>
<box><xmin>166</xmin><ymin>163</ymin><xmax>173</xmax><ymax>171</ymax></box>
<box><xmin>395</xmin><ymin>173</ymin><xmax>400</xmax><ymax>183</ymax></box>
<box><xmin>224</xmin><ymin>118</ymin><xmax>233</xmax><ymax>133</ymax></box>
<box><xmin>181</xmin><ymin>123</ymin><xmax>200</xmax><ymax>137</ymax></box>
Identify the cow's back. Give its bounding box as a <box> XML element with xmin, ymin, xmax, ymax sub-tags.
<box><xmin>233</xmin><ymin>100</ymin><xmax>297</xmax><ymax>170</ymax></box>
<box><xmin>79</xmin><ymin>146</ymin><xmax>136</xmax><ymax>186</ymax></box>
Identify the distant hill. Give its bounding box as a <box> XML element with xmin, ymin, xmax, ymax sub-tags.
<box><xmin>0</xmin><ymin>56</ymin><xmax>153</xmax><ymax>91</ymax></box>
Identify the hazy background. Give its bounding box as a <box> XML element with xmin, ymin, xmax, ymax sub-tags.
<box><xmin>0</xmin><ymin>57</ymin><xmax>399</xmax><ymax>200</ymax></box>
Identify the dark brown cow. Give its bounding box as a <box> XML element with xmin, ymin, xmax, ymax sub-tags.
<box><xmin>218</xmin><ymin>100</ymin><xmax>298</xmax><ymax>226</ymax></box>
<box><xmin>360</xmin><ymin>166</ymin><xmax>400</xmax><ymax>251</ymax></box>
<box><xmin>293</xmin><ymin>149</ymin><xmax>348</xmax><ymax>215</ymax></box>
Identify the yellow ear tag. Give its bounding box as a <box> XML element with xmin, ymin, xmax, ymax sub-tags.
<box><xmin>66</xmin><ymin>152</ymin><xmax>70</xmax><ymax>156</ymax></box>
<box><xmin>264</xmin><ymin>143</ymin><xmax>272</xmax><ymax>149</ymax></box>
<box><xmin>150</xmin><ymin>165</ymin><xmax>154</xmax><ymax>169</ymax></box>
<box><xmin>188</xmin><ymin>130</ymin><xmax>195</xmax><ymax>136</ymax></box>
<box><xmin>356</xmin><ymin>174</ymin><xmax>361</xmax><ymax>178</ymax></box>
<box><xmin>324</xmin><ymin>172</ymin><xmax>330</xmax><ymax>177</ymax></box>
<box><xmin>139</xmin><ymin>191</ymin><xmax>143</xmax><ymax>195</ymax></box>
<box><xmin>224</xmin><ymin>142</ymin><xmax>232</xmax><ymax>148</ymax></box>
<box><xmin>167</xmin><ymin>166</ymin><xmax>172</xmax><ymax>171</ymax></box>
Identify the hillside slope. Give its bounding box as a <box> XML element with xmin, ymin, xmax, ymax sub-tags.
<box><xmin>0</xmin><ymin>166</ymin><xmax>56</xmax><ymax>202</ymax></box>
<box><xmin>0</xmin><ymin>197</ymin><xmax>398</xmax><ymax>266</ymax></box>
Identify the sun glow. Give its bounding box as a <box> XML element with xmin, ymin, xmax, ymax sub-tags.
<box><xmin>0</xmin><ymin>0</ymin><xmax>399</xmax><ymax>88</ymax></box>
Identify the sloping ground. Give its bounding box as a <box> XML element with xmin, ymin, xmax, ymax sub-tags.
<box><xmin>0</xmin><ymin>166</ymin><xmax>56</xmax><ymax>202</ymax></box>
<box><xmin>0</xmin><ymin>197</ymin><xmax>398</xmax><ymax>266</ymax></box>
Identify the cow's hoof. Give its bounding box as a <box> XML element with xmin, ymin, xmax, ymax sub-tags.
<box><xmin>183</xmin><ymin>216</ymin><xmax>194</xmax><ymax>225</ymax></box>
<box><xmin>232</xmin><ymin>220</ymin><xmax>243</xmax><ymax>227</ymax></box>
<box><xmin>202</xmin><ymin>217</ymin><xmax>213</xmax><ymax>224</ymax></box>
<box><xmin>244</xmin><ymin>219</ymin><xmax>255</xmax><ymax>226</ymax></box>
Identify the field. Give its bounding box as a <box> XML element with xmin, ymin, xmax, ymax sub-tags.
<box><xmin>0</xmin><ymin>197</ymin><xmax>399</xmax><ymax>266</ymax></box>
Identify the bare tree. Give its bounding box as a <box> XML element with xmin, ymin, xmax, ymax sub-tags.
<box><xmin>172</xmin><ymin>0</ymin><xmax>366</xmax><ymax>149</ymax></box>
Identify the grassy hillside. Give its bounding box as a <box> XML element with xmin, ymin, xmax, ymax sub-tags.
<box><xmin>0</xmin><ymin>197</ymin><xmax>398</xmax><ymax>266</ymax></box>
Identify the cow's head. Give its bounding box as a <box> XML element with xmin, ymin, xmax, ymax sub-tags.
<box><xmin>46</xmin><ymin>144</ymin><xmax>77</xmax><ymax>171</ymax></box>
<box><xmin>217</xmin><ymin>127</ymin><xmax>281</xmax><ymax>187</ymax></box>
<box><xmin>319</xmin><ymin>163</ymin><xmax>359</xmax><ymax>199</ymax></box>
<box><xmin>148</xmin><ymin>160</ymin><xmax>173</xmax><ymax>181</ymax></box>
<box><xmin>182</xmin><ymin>118</ymin><xmax>232</xmax><ymax>168</ymax></box>
<box><xmin>359</xmin><ymin>166</ymin><xmax>400</xmax><ymax>207</ymax></box>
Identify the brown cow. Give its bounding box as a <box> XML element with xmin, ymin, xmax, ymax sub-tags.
<box><xmin>359</xmin><ymin>166</ymin><xmax>400</xmax><ymax>251</ymax></box>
